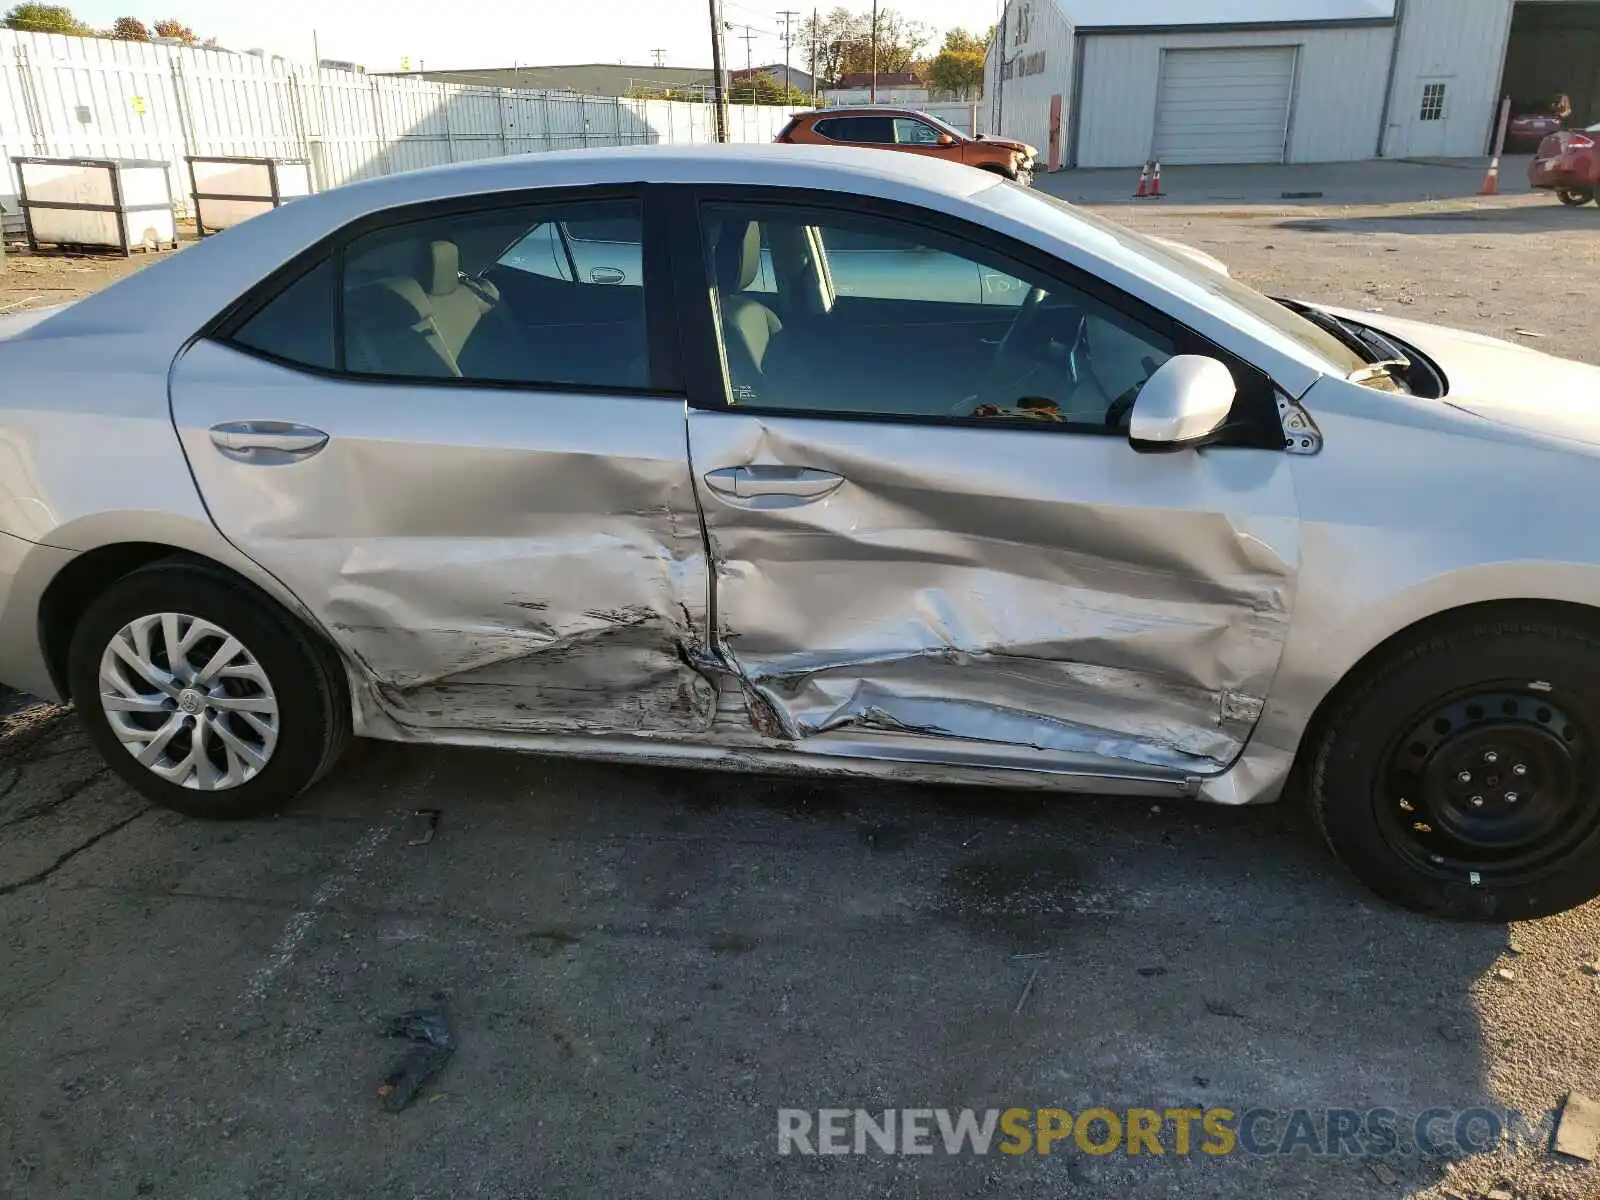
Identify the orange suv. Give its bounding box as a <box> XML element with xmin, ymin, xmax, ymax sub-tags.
<box><xmin>776</xmin><ymin>108</ymin><xmax>1038</xmax><ymax>185</ymax></box>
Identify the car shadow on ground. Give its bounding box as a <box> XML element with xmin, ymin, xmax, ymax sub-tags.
<box><xmin>0</xmin><ymin>717</ymin><xmax>1530</xmax><ymax>1197</ymax></box>
<box><xmin>1277</xmin><ymin>202</ymin><xmax>1595</xmax><ymax>237</ymax></box>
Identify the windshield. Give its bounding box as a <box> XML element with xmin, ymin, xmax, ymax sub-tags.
<box><xmin>990</xmin><ymin>184</ymin><xmax>1369</xmax><ymax>379</ymax></box>
<box><xmin>911</xmin><ymin>110</ymin><xmax>967</xmax><ymax>139</ymax></box>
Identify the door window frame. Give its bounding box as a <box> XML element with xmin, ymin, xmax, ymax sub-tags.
<box><xmin>201</xmin><ymin>182</ymin><xmax>685</xmax><ymax>399</ymax></box>
<box><xmin>664</xmin><ymin>183</ymin><xmax>1285</xmax><ymax>449</ymax></box>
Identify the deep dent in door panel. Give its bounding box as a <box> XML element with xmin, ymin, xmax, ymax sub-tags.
<box><xmin>170</xmin><ymin>344</ymin><xmax>716</xmax><ymax>736</ymax></box>
<box><xmin>306</xmin><ymin>477</ymin><xmax>714</xmax><ymax>734</ymax></box>
<box><xmin>700</xmin><ymin>420</ymin><xmax>1295</xmax><ymax>769</ymax></box>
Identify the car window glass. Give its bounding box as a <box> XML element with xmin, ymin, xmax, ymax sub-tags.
<box><xmin>704</xmin><ymin>203</ymin><xmax>1175</xmax><ymax>429</ymax></box>
<box><xmin>894</xmin><ymin>118</ymin><xmax>942</xmax><ymax>145</ymax></box>
<box><xmin>339</xmin><ymin>200</ymin><xmax>648</xmax><ymax>388</ymax></box>
<box><xmin>228</xmin><ymin>257</ymin><xmax>337</xmax><ymax>369</ymax></box>
<box><xmin>816</xmin><ymin>115</ymin><xmax>894</xmax><ymax>144</ymax></box>
<box><xmin>821</xmin><ymin>226</ymin><xmax>1029</xmax><ymax>306</ymax></box>
<box><xmin>498</xmin><ymin>218</ymin><xmax>644</xmax><ymax>287</ymax></box>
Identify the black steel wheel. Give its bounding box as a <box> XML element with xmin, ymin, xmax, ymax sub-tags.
<box><xmin>1311</xmin><ymin>615</ymin><xmax>1600</xmax><ymax>919</ymax></box>
<box><xmin>1556</xmin><ymin>187</ymin><xmax>1595</xmax><ymax>207</ymax></box>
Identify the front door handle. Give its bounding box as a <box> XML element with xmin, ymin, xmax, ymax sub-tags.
<box><xmin>208</xmin><ymin>421</ymin><xmax>329</xmax><ymax>463</ymax></box>
<box><xmin>703</xmin><ymin>466</ymin><xmax>845</xmax><ymax>503</ymax></box>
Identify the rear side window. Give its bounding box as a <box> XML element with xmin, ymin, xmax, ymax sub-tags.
<box><xmin>815</xmin><ymin>116</ymin><xmax>895</xmax><ymax>144</ymax></box>
<box><xmin>229</xmin><ymin>258</ymin><xmax>337</xmax><ymax>370</ymax></box>
<box><xmin>223</xmin><ymin>198</ymin><xmax>649</xmax><ymax>390</ymax></box>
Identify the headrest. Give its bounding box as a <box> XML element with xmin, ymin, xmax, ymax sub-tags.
<box><xmin>714</xmin><ymin>220</ymin><xmax>761</xmax><ymax>292</ymax></box>
<box><xmin>428</xmin><ymin>240</ymin><xmax>460</xmax><ymax>296</ymax></box>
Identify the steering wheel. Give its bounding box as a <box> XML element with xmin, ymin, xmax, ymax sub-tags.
<box><xmin>949</xmin><ymin>287</ymin><xmax>1062</xmax><ymax>417</ymax></box>
<box><xmin>1102</xmin><ymin>357</ymin><xmax>1164</xmax><ymax>432</ymax></box>
<box><xmin>989</xmin><ymin>286</ymin><xmax>1049</xmax><ymax>376</ymax></box>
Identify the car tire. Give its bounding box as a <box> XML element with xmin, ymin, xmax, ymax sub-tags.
<box><xmin>67</xmin><ymin>560</ymin><xmax>351</xmax><ymax>819</ymax></box>
<box><xmin>1309</xmin><ymin>615</ymin><xmax>1600</xmax><ymax>920</ymax></box>
<box><xmin>1556</xmin><ymin>188</ymin><xmax>1594</xmax><ymax>207</ymax></box>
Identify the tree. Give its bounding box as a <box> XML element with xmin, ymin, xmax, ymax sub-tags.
<box><xmin>927</xmin><ymin>27</ymin><xmax>987</xmax><ymax>100</ymax></box>
<box><xmin>2</xmin><ymin>3</ymin><xmax>90</xmax><ymax>33</ymax></box>
<box><xmin>109</xmin><ymin>15</ymin><xmax>149</xmax><ymax>39</ymax></box>
<box><xmin>730</xmin><ymin>69</ymin><xmax>811</xmax><ymax>106</ymax></box>
<box><xmin>800</xmin><ymin>6</ymin><xmax>933</xmax><ymax>86</ymax></box>
<box><xmin>152</xmin><ymin>17</ymin><xmax>195</xmax><ymax>43</ymax></box>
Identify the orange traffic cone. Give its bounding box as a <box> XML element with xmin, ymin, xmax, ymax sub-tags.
<box><xmin>1133</xmin><ymin>161</ymin><xmax>1151</xmax><ymax>198</ymax></box>
<box><xmin>1480</xmin><ymin>155</ymin><xmax>1501</xmax><ymax>195</ymax></box>
<box><xmin>1149</xmin><ymin>160</ymin><xmax>1163</xmax><ymax>198</ymax></box>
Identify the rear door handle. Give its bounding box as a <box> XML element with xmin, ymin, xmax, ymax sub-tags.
<box><xmin>208</xmin><ymin>421</ymin><xmax>329</xmax><ymax>462</ymax></box>
<box><xmin>702</xmin><ymin>465</ymin><xmax>844</xmax><ymax>503</ymax></box>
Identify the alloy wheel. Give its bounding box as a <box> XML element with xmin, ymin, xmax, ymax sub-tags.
<box><xmin>97</xmin><ymin>612</ymin><xmax>280</xmax><ymax>790</ymax></box>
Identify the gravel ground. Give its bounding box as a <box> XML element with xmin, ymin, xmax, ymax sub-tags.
<box><xmin>2</xmin><ymin>170</ymin><xmax>1600</xmax><ymax>1200</ymax></box>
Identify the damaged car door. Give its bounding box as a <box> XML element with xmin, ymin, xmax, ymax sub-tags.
<box><xmin>679</xmin><ymin>194</ymin><xmax>1299</xmax><ymax>776</ymax></box>
<box><xmin>170</xmin><ymin>188</ymin><xmax>716</xmax><ymax>736</ymax></box>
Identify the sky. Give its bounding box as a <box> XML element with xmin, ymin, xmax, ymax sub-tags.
<box><xmin>64</xmin><ymin>0</ymin><xmax>1001</xmax><ymax>73</ymax></box>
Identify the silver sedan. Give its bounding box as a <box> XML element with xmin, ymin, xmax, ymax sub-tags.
<box><xmin>2</xmin><ymin>144</ymin><xmax>1598</xmax><ymax>920</ymax></box>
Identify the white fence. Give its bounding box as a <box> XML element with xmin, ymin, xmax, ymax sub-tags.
<box><xmin>0</xmin><ymin>30</ymin><xmax>802</xmax><ymax>233</ymax></box>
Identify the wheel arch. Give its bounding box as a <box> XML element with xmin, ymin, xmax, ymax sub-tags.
<box><xmin>38</xmin><ymin>540</ymin><xmax>345</xmax><ymax>700</ymax></box>
<box><xmin>1290</xmin><ymin>597</ymin><xmax>1600</xmax><ymax>785</ymax></box>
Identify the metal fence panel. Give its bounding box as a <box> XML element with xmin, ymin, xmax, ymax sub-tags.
<box><xmin>0</xmin><ymin>30</ymin><xmax>804</xmax><ymax>234</ymax></box>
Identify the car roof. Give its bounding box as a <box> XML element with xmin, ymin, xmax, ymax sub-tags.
<box><xmin>42</xmin><ymin>143</ymin><xmax>1001</xmax><ymax>348</ymax></box>
<box><xmin>800</xmin><ymin>107</ymin><xmax>930</xmax><ymax>118</ymax></box>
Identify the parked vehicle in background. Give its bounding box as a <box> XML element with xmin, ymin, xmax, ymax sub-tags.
<box><xmin>776</xmin><ymin>107</ymin><xmax>1038</xmax><ymax>184</ymax></box>
<box><xmin>10</xmin><ymin>145</ymin><xmax>1600</xmax><ymax>921</ymax></box>
<box><xmin>1509</xmin><ymin>109</ymin><xmax>1566</xmax><ymax>152</ymax></box>
<box><xmin>1529</xmin><ymin>124</ymin><xmax>1600</xmax><ymax>206</ymax></box>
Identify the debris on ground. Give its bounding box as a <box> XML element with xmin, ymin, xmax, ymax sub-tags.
<box><xmin>376</xmin><ymin>1006</ymin><xmax>455</xmax><ymax>1113</ymax></box>
<box><xmin>1553</xmin><ymin>1090</ymin><xmax>1600</xmax><ymax>1162</ymax></box>
<box><xmin>1495</xmin><ymin>968</ymin><xmax>1517</xmax><ymax>982</ymax></box>
<box><xmin>1013</xmin><ymin>968</ymin><xmax>1039</xmax><ymax>1016</ymax></box>
<box><xmin>1484</xmin><ymin>1185</ymin><xmax>1514</xmax><ymax>1200</ymax></box>
<box><xmin>1368</xmin><ymin>1159</ymin><xmax>1398</xmax><ymax>1184</ymax></box>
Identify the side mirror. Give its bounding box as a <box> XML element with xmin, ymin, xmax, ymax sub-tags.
<box><xmin>1127</xmin><ymin>356</ymin><xmax>1236</xmax><ymax>451</ymax></box>
<box><xmin>937</xmin><ymin>133</ymin><xmax>958</xmax><ymax>146</ymax></box>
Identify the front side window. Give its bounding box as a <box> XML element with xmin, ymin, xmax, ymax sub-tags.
<box><xmin>226</xmin><ymin>198</ymin><xmax>649</xmax><ymax>391</ymax></box>
<box><xmin>703</xmin><ymin>202</ymin><xmax>1176</xmax><ymax>430</ymax></box>
<box><xmin>894</xmin><ymin>118</ymin><xmax>942</xmax><ymax>145</ymax></box>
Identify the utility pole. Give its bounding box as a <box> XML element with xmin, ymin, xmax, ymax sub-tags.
<box><xmin>810</xmin><ymin>6</ymin><xmax>819</xmax><ymax>101</ymax></box>
<box><xmin>736</xmin><ymin>24</ymin><xmax>758</xmax><ymax>102</ymax></box>
<box><xmin>650</xmin><ymin>48</ymin><xmax>666</xmax><ymax>68</ymax></box>
<box><xmin>708</xmin><ymin>0</ymin><xmax>729</xmax><ymax>142</ymax></box>
<box><xmin>778</xmin><ymin>10</ymin><xmax>799</xmax><ymax>100</ymax></box>
<box><xmin>993</xmin><ymin>1</ymin><xmax>1006</xmax><ymax>136</ymax></box>
<box><xmin>870</xmin><ymin>0</ymin><xmax>879</xmax><ymax>103</ymax></box>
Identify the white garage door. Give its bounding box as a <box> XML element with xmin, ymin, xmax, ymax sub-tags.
<box><xmin>1152</xmin><ymin>47</ymin><xmax>1297</xmax><ymax>165</ymax></box>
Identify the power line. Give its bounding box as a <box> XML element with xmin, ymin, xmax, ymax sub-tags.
<box><xmin>649</xmin><ymin>48</ymin><xmax>666</xmax><ymax>68</ymax></box>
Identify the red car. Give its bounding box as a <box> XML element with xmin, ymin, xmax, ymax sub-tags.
<box><xmin>1529</xmin><ymin>125</ymin><xmax>1599</xmax><ymax>206</ymax></box>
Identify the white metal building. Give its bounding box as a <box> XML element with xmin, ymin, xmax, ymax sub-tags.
<box><xmin>987</xmin><ymin>0</ymin><xmax>1600</xmax><ymax>168</ymax></box>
